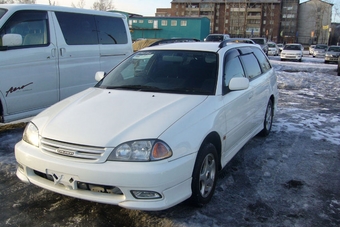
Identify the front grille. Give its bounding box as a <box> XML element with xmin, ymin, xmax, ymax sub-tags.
<box><xmin>40</xmin><ymin>137</ymin><xmax>106</xmax><ymax>161</ymax></box>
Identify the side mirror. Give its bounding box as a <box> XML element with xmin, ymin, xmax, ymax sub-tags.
<box><xmin>2</xmin><ymin>34</ymin><xmax>22</xmax><ymax>46</ymax></box>
<box><xmin>229</xmin><ymin>77</ymin><xmax>249</xmax><ymax>91</ymax></box>
<box><xmin>95</xmin><ymin>71</ymin><xmax>106</xmax><ymax>81</ymax></box>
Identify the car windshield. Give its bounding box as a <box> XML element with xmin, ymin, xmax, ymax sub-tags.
<box><xmin>268</xmin><ymin>43</ymin><xmax>276</xmax><ymax>47</ymax></box>
<box><xmin>206</xmin><ymin>35</ymin><xmax>223</xmax><ymax>41</ymax></box>
<box><xmin>96</xmin><ymin>50</ymin><xmax>218</xmax><ymax>95</ymax></box>
<box><xmin>252</xmin><ymin>39</ymin><xmax>264</xmax><ymax>45</ymax></box>
<box><xmin>327</xmin><ymin>46</ymin><xmax>340</xmax><ymax>52</ymax></box>
<box><xmin>315</xmin><ymin>45</ymin><xmax>327</xmax><ymax>49</ymax></box>
<box><xmin>284</xmin><ymin>45</ymin><xmax>301</xmax><ymax>50</ymax></box>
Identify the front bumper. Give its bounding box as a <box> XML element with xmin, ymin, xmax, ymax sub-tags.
<box><xmin>15</xmin><ymin>140</ymin><xmax>196</xmax><ymax>211</ymax></box>
<box><xmin>325</xmin><ymin>56</ymin><xmax>339</xmax><ymax>62</ymax></box>
<box><xmin>280</xmin><ymin>54</ymin><xmax>302</xmax><ymax>61</ymax></box>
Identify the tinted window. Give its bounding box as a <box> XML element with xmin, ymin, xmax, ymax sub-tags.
<box><xmin>96</xmin><ymin>16</ymin><xmax>128</xmax><ymax>44</ymax></box>
<box><xmin>252</xmin><ymin>47</ymin><xmax>271</xmax><ymax>72</ymax></box>
<box><xmin>0</xmin><ymin>10</ymin><xmax>49</xmax><ymax>47</ymax></box>
<box><xmin>224</xmin><ymin>57</ymin><xmax>244</xmax><ymax>87</ymax></box>
<box><xmin>240</xmin><ymin>54</ymin><xmax>261</xmax><ymax>79</ymax></box>
<box><xmin>55</xmin><ymin>12</ymin><xmax>98</xmax><ymax>45</ymax></box>
<box><xmin>0</xmin><ymin>9</ymin><xmax>7</xmax><ymax>19</ymax></box>
<box><xmin>97</xmin><ymin>50</ymin><xmax>218</xmax><ymax>95</ymax></box>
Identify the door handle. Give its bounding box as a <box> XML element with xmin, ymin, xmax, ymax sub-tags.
<box><xmin>60</xmin><ymin>48</ymin><xmax>66</xmax><ymax>56</ymax></box>
<box><xmin>51</xmin><ymin>48</ymin><xmax>56</xmax><ymax>57</ymax></box>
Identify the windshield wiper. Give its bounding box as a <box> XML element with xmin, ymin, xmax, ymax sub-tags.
<box><xmin>105</xmin><ymin>85</ymin><xmax>160</xmax><ymax>91</ymax></box>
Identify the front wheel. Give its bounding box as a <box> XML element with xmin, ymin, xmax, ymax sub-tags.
<box><xmin>189</xmin><ymin>143</ymin><xmax>218</xmax><ymax>207</ymax></box>
<box><xmin>259</xmin><ymin>99</ymin><xmax>273</xmax><ymax>137</ymax></box>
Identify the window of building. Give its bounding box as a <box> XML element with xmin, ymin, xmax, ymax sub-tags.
<box><xmin>161</xmin><ymin>20</ymin><xmax>167</xmax><ymax>26</ymax></box>
<box><xmin>132</xmin><ymin>20</ymin><xmax>137</xmax><ymax>23</ymax></box>
<box><xmin>171</xmin><ymin>20</ymin><xmax>177</xmax><ymax>26</ymax></box>
<box><xmin>180</xmin><ymin>20</ymin><xmax>187</xmax><ymax>26</ymax></box>
<box><xmin>148</xmin><ymin>20</ymin><xmax>153</xmax><ymax>23</ymax></box>
<box><xmin>139</xmin><ymin>20</ymin><xmax>144</xmax><ymax>23</ymax></box>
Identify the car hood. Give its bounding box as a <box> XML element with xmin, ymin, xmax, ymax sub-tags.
<box><xmin>33</xmin><ymin>88</ymin><xmax>208</xmax><ymax>147</ymax></box>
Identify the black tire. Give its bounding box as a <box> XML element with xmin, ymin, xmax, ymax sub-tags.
<box><xmin>189</xmin><ymin>143</ymin><xmax>218</xmax><ymax>207</ymax></box>
<box><xmin>259</xmin><ymin>99</ymin><xmax>273</xmax><ymax>137</ymax></box>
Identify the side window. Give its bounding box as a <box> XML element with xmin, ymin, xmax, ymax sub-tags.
<box><xmin>55</xmin><ymin>12</ymin><xmax>97</xmax><ymax>45</ymax></box>
<box><xmin>96</xmin><ymin>16</ymin><xmax>128</xmax><ymax>44</ymax></box>
<box><xmin>240</xmin><ymin>53</ymin><xmax>261</xmax><ymax>79</ymax></box>
<box><xmin>223</xmin><ymin>49</ymin><xmax>245</xmax><ymax>93</ymax></box>
<box><xmin>252</xmin><ymin>47</ymin><xmax>271</xmax><ymax>72</ymax></box>
<box><xmin>0</xmin><ymin>10</ymin><xmax>49</xmax><ymax>47</ymax></box>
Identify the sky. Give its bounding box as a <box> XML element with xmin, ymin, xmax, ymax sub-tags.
<box><xmin>35</xmin><ymin>0</ymin><xmax>171</xmax><ymax>16</ymax></box>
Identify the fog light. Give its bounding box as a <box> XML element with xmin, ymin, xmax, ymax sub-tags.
<box><xmin>131</xmin><ymin>190</ymin><xmax>162</xmax><ymax>199</ymax></box>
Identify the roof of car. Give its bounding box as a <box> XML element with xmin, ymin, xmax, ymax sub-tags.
<box><xmin>141</xmin><ymin>42</ymin><xmax>259</xmax><ymax>53</ymax></box>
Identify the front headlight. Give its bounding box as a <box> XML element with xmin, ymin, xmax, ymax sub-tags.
<box><xmin>108</xmin><ymin>140</ymin><xmax>172</xmax><ymax>162</ymax></box>
<box><xmin>23</xmin><ymin>122</ymin><xmax>39</xmax><ymax>147</ymax></box>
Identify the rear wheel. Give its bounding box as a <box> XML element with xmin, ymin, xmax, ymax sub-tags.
<box><xmin>259</xmin><ymin>99</ymin><xmax>273</xmax><ymax>137</ymax></box>
<box><xmin>189</xmin><ymin>143</ymin><xmax>218</xmax><ymax>207</ymax></box>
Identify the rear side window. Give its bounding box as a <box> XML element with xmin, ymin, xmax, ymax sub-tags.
<box><xmin>252</xmin><ymin>47</ymin><xmax>271</xmax><ymax>72</ymax></box>
<box><xmin>55</xmin><ymin>12</ymin><xmax>97</xmax><ymax>45</ymax></box>
<box><xmin>0</xmin><ymin>10</ymin><xmax>49</xmax><ymax>47</ymax></box>
<box><xmin>55</xmin><ymin>12</ymin><xmax>128</xmax><ymax>45</ymax></box>
<box><xmin>96</xmin><ymin>16</ymin><xmax>128</xmax><ymax>44</ymax></box>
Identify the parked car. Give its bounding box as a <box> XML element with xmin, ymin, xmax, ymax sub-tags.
<box><xmin>0</xmin><ymin>4</ymin><xmax>133</xmax><ymax>123</ymax></box>
<box><xmin>15</xmin><ymin>41</ymin><xmax>278</xmax><ymax>211</ymax></box>
<box><xmin>250</xmin><ymin>37</ymin><xmax>268</xmax><ymax>55</ymax></box>
<box><xmin>280</xmin><ymin>43</ymin><xmax>304</xmax><ymax>62</ymax></box>
<box><xmin>204</xmin><ymin>34</ymin><xmax>230</xmax><ymax>42</ymax></box>
<box><xmin>148</xmin><ymin>38</ymin><xmax>200</xmax><ymax>47</ymax></box>
<box><xmin>309</xmin><ymin>45</ymin><xmax>316</xmax><ymax>55</ymax></box>
<box><xmin>313</xmin><ymin>44</ymin><xmax>328</xmax><ymax>58</ymax></box>
<box><xmin>277</xmin><ymin>43</ymin><xmax>284</xmax><ymax>53</ymax></box>
<box><xmin>267</xmin><ymin>42</ymin><xmax>280</xmax><ymax>56</ymax></box>
<box><xmin>324</xmin><ymin>45</ymin><xmax>340</xmax><ymax>63</ymax></box>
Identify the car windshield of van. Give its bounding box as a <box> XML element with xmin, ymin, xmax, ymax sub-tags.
<box><xmin>206</xmin><ymin>35</ymin><xmax>224</xmax><ymax>42</ymax></box>
<box><xmin>284</xmin><ymin>45</ymin><xmax>301</xmax><ymax>50</ymax></box>
<box><xmin>0</xmin><ymin>9</ymin><xmax>7</xmax><ymax>19</ymax></box>
<box><xmin>96</xmin><ymin>50</ymin><xmax>218</xmax><ymax>95</ymax></box>
<box><xmin>252</xmin><ymin>39</ymin><xmax>264</xmax><ymax>45</ymax></box>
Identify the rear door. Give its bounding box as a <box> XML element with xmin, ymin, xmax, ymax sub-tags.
<box><xmin>0</xmin><ymin>10</ymin><xmax>59</xmax><ymax>116</ymax></box>
<box><xmin>95</xmin><ymin>15</ymin><xmax>132</xmax><ymax>72</ymax></box>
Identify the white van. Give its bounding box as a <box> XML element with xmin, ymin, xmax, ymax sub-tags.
<box><xmin>0</xmin><ymin>4</ymin><xmax>133</xmax><ymax>123</ymax></box>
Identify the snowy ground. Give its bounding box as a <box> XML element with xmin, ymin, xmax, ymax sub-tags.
<box><xmin>0</xmin><ymin>54</ymin><xmax>339</xmax><ymax>226</ymax></box>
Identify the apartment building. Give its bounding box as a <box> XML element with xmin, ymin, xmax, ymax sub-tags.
<box><xmin>297</xmin><ymin>0</ymin><xmax>333</xmax><ymax>45</ymax></box>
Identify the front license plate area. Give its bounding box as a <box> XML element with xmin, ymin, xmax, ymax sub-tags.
<box><xmin>46</xmin><ymin>169</ymin><xmax>79</xmax><ymax>190</ymax></box>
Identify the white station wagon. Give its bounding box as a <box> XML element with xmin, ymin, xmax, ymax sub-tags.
<box><xmin>15</xmin><ymin>42</ymin><xmax>278</xmax><ymax>211</ymax></box>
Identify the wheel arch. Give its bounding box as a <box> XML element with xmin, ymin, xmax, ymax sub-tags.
<box><xmin>201</xmin><ymin>131</ymin><xmax>222</xmax><ymax>171</ymax></box>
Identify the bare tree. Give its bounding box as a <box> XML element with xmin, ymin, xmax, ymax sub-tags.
<box><xmin>16</xmin><ymin>0</ymin><xmax>36</xmax><ymax>3</ymax></box>
<box><xmin>92</xmin><ymin>0</ymin><xmax>114</xmax><ymax>11</ymax></box>
<box><xmin>0</xmin><ymin>0</ymin><xmax>15</xmax><ymax>3</ymax></box>
<box><xmin>48</xmin><ymin>0</ymin><xmax>57</xmax><ymax>6</ymax></box>
<box><xmin>71</xmin><ymin>0</ymin><xmax>85</xmax><ymax>9</ymax></box>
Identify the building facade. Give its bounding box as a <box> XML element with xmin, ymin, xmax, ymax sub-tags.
<box><xmin>156</xmin><ymin>0</ymin><xmax>334</xmax><ymax>45</ymax></box>
<box><xmin>297</xmin><ymin>0</ymin><xmax>333</xmax><ymax>45</ymax></box>
<box><xmin>128</xmin><ymin>17</ymin><xmax>210</xmax><ymax>41</ymax></box>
